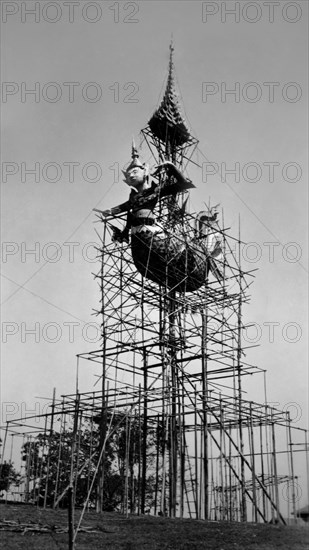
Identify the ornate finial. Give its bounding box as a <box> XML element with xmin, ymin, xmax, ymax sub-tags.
<box><xmin>125</xmin><ymin>139</ymin><xmax>144</xmax><ymax>171</ymax></box>
<box><xmin>148</xmin><ymin>41</ymin><xmax>192</xmax><ymax>147</ymax></box>
<box><xmin>169</xmin><ymin>36</ymin><xmax>174</xmax><ymax>59</ymax></box>
<box><xmin>131</xmin><ymin>137</ymin><xmax>139</xmax><ymax>161</ymax></box>
<box><xmin>167</xmin><ymin>38</ymin><xmax>176</xmax><ymax>96</ymax></box>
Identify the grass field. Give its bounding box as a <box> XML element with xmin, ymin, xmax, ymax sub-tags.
<box><xmin>0</xmin><ymin>503</ymin><xmax>308</xmax><ymax>550</ymax></box>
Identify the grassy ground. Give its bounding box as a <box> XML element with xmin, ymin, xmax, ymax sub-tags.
<box><xmin>0</xmin><ymin>503</ymin><xmax>308</xmax><ymax>550</ymax></box>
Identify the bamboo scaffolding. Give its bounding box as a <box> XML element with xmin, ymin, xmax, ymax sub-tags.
<box><xmin>1</xmin><ymin>133</ymin><xmax>307</xmax><ymax>528</ymax></box>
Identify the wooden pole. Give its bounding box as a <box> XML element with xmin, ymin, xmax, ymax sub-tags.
<box><xmin>271</xmin><ymin>411</ymin><xmax>280</xmax><ymax>522</ymax></box>
<box><xmin>68</xmin><ymin>393</ymin><xmax>79</xmax><ymax>550</ymax></box>
<box><xmin>287</xmin><ymin>412</ymin><xmax>297</xmax><ymax>523</ymax></box>
<box><xmin>201</xmin><ymin>307</ymin><xmax>209</xmax><ymax>520</ymax></box>
<box><xmin>169</xmin><ymin>290</ymin><xmax>178</xmax><ymax>518</ymax></box>
<box><xmin>141</xmin><ymin>348</ymin><xmax>148</xmax><ymax>514</ymax></box>
<box><xmin>154</xmin><ymin>414</ymin><xmax>160</xmax><ymax>516</ymax></box>
<box><xmin>194</xmin><ymin>389</ymin><xmax>199</xmax><ymax>519</ymax></box>
<box><xmin>43</xmin><ymin>387</ymin><xmax>56</xmax><ymax>508</ymax></box>
<box><xmin>124</xmin><ymin>412</ymin><xmax>130</xmax><ymax>518</ymax></box>
<box><xmin>53</xmin><ymin>398</ymin><xmax>65</xmax><ymax>508</ymax></box>
<box><xmin>24</xmin><ymin>436</ymin><xmax>31</xmax><ymax>503</ymax></box>
<box><xmin>237</xmin><ymin>223</ymin><xmax>246</xmax><ymax>522</ymax></box>
<box><xmin>97</xmin><ymin>221</ymin><xmax>107</xmax><ymax>513</ymax></box>
<box><xmin>259</xmin><ymin>421</ymin><xmax>266</xmax><ymax>520</ymax></box>
<box><xmin>138</xmin><ymin>384</ymin><xmax>142</xmax><ymax>515</ymax></box>
<box><xmin>249</xmin><ymin>402</ymin><xmax>257</xmax><ymax>522</ymax></box>
<box><xmin>68</xmin><ymin>486</ymin><xmax>75</xmax><ymax>550</ymax></box>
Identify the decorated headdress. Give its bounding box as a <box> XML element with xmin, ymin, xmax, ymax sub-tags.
<box><xmin>122</xmin><ymin>139</ymin><xmax>149</xmax><ymax>184</ymax></box>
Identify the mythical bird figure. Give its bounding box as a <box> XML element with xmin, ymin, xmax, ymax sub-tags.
<box><xmin>100</xmin><ymin>144</ymin><xmax>223</xmax><ymax>293</ymax></box>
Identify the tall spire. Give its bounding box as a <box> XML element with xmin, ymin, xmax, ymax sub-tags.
<box><xmin>166</xmin><ymin>39</ymin><xmax>176</xmax><ymax>98</ymax></box>
<box><xmin>148</xmin><ymin>41</ymin><xmax>192</xmax><ymax>148</ymax></box>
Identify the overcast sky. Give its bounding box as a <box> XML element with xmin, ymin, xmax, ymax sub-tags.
<box><xmin>1</xmin><ymin>0</ymin><xmax>308</xmax><ymax>503</ymax></box>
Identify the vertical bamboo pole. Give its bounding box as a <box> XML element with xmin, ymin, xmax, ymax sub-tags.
<box><xmin>68</xmin><ymin>393</ymin><xmax>79</xmax><ymax>550</ymax></box>
<box><xmin>179</xmin><ymin>361</ymin><xmax>185</xmax><ymax>518</ymax></box>
<box><xmin>158</xmin><ymin>244</ymin><xmax>165</xmax><ymax>517</ymax></box>
<box><xmin>160</xmin><ymin>406</ymin><xmax>169</xmax><ymax>515</ymax></box>
<box><xmin>33</xmin><ymin>434</ymin><xmax>41</xmax><ymax>505</ymax></box>
<box><xmin>168</xmin><ymin>290</ymin><xmax>177</xmax><ymax>518</ymax></box>
<box><xmin>209</xmin><ymin>411</ymin><xmax>214</xmax><ymax>521</ymax></box>
<box><xmin>138</xmin><ymin>384</ymin><xmax>142</xmax><ymax>515</ymax></box>
<box><xmin>271</xmin><ymin>410</ymin><xmax>280</xmax><ymax>522</ymax></box>
<box><xmin>228</xmin><ymin>424</ymin><xmax>232</xmax><ymax>521</ymax></box>
<box><xmin>124</xmin><ymin>411</ymin><xmax>130</xmax><ymax>518</ymax></box>
<box><xmin>184</xmin><ymin>432</ymin><xmax>196</xmax><ymax>518</ymax></box>
<box><xmin>68</xmin><ymin>485</ymin><xmax>75</xmax><ymax>550</ymax></box>
<box><xmin>53</xmin><ymin>398</ymin><xmax>65</xmax><ymax>508</ymax></box>
<box><xmin>131</xmin><ymin>412</ymin><xmax>137</xmax><ymax>514</ymax></box>
<box><xmin>222</xmin><ymin>404</ymin><xmax>228</xmax><ymax>521</ymax></box>
<box><xmin>219</xmin><ymin>399</ymin><xmax>224</xmax><ymax>521</ymax></box>
<box><xmin>154</xmin><ymin>414</ymin><xmax>160</xmax><ymax>516</ymax></box>
<box><xmin>37</xmin><ymin>413</ymin><xmax>48</xmax><ymax>507</ymax></box>
<box><xmin>97</xmin><ymin>220</ymin><xmax>107</xmax><ymax>513</ymax></box>
<box><xmin>259</xmin><ymin>421</ymin><xmax>266</xmax><ymax>520</ymax></box>
<box><xmin>194</xmin><ymin>389</ymin><xmax>199</xmax><ymax>519</ymax></box>
<box><xmin>85</xmin><ymin>393</ymin><xmax>95</xmax><ymax>510</ymax></box>
<box><xmin>24</xmin><ymin>436</ymin><xmax>31</xmax><ymax>503</ymax></box>
<box><xmin>74</xmin><ymin>410</ymin><xmax>83</xmax><ymax>505</ymax></box>
<box><xmin>141</xmin><ymin>347</ymin><xmax>148</xmax><ymax>514</ymax></box>
<box><xmin>199</xmin><ymin>421</ymin><xmax>203</xmax><ymax>518</ymax></box>
<box><xmin>43</xmin><ymin>387</ymin><xmax>56</xmax><ymax>508</ymax></box>
<box><xmin>237</xmin><ymin>221</ymin><xmax>246</xmax><ymax>522</ymax></box>
<box><xmin>305</xmin><ymin>430</ymin><xmax>309</xmax><ymax>515</ymax></box>
<box><xmin>287</xmin><ymin>411</ymin><xmax>296</xmax><ymax>523</ymax></box>
<box><xmin>0</xmin><ymin>423</ymin><xmax>9</xmax><ymax>468</ymax></box>
<box><xmin>0</xmin><ymin>423</ymin><xmax>9</xmax><ymax>502</ymax></box>
<box><xmin>249</xmin><ymin>402</ymin><xmax>257</xmax><ymax>522</ymax></box>
<box><xmin>184</xmin><ymin>447</ymin><xmax>192</xmax><ymax>519</ymax></box>
<box><xmin>201</xmin><ymin>305</ymin><xmax>209</xmax><ymax>520</ymax></box>
<box><xmin>264</xmin><ymin>404</ymin><xmax>272</xmax><ymax>522</ymax></box>
<box><xmin>6</xmin><ymin>434</ymin><xmax>14</xmax><ymax>504</ymax></box>
<box><xmin>75</xmin><ymin>356</ymin><xmax>79</xmax><ymax>395</ymax></box>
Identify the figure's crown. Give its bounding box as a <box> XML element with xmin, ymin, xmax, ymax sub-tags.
<box><xmin>122</xmin><ymin>139</ymin><xmax>149</xmax><ymax>184</ymax></box>
<box><xmin>126</xmin><ymin>140</ymin><xmax>144</xmax><ymax>171</ymax></box>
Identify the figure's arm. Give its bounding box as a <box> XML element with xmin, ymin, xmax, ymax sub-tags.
<box><xmin>93</xmin><ymin>201</ymin><xmax>131</xmax><ymax>243</ymax></box>
<box><xmin>93</xmin><ymin>200</ymin><xmax>130</xmax><ymax>218</ymax></box>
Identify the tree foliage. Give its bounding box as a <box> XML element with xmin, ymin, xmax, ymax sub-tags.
<box><xmin>0</xmin><ymin>461</ymin><xmax>22</xmax><ymax>493</ymax></box>
<box><xmin>0</xmin><ymin>439</ymin><xmax>22</xmax><ymax>494</ymax></box>
<box><xmin>20</xmin><ymin>411</ymin><xmax>156</xmax><ymax>511</ymax></box>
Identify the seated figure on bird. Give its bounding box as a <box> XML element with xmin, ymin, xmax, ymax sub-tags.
<box><xmin>99</xmin><ymin>144</ymin><xmax>222</xmax><ymax>292</ymax></box>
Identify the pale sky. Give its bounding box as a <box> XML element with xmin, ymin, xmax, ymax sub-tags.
<box><xmin>1</xmin><ymin>0</ymin><xmax>308</xmax><ymax>505</ymax></box>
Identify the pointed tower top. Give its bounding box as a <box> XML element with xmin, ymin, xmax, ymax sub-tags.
<box><xmin>148</xmin><ymin>42</ymin><xmax>192</xmax><ymax>149</ymax></box>
<box><xmin>166</xmin><ymin>39</ymin><xmax>176</xmax><ymax>94</ymax></box>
